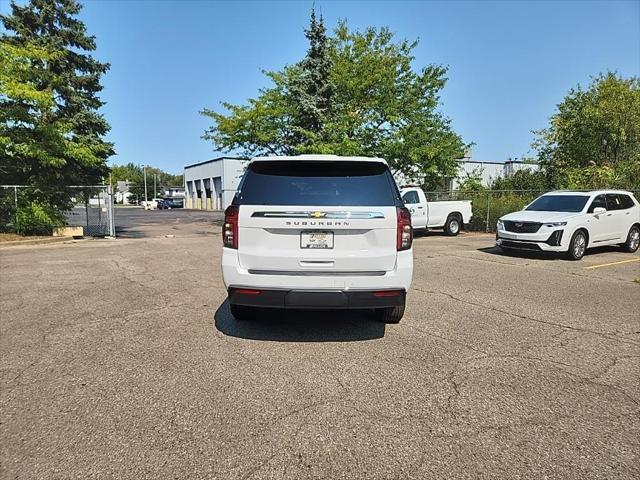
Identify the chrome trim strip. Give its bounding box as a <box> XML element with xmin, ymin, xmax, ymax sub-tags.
<box><xmin>248</xmin><ymin>269</ymin><xmax>386</xmax><ymax>277</ymax></box>
<box><xmin>251</xmin><ymin>211</ymin><xmax>385</xmax><ymax>219</ymax></box>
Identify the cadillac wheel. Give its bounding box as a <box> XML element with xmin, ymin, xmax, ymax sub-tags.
<box><xmin>623</xmin><ymin>225</ymin><xmax>640</xmax><ymax>253</ymax></box>
<box><xmin>567</xmin><ymin>230</ymin><xmax>587</xmax><ymax>261</ymax></box>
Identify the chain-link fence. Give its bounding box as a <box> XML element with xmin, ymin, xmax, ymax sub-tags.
<box><xmin>422</xmin><ymin>189</ymin><xmax>640</xmax><ymax>233</ymax></box>
<box><xmin>0</xmin><ymin>185</ymin><xmax>115</xmax><ymax>237</ymax></box>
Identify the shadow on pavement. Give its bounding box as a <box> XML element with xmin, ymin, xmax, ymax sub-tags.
<box><xmin>413</xmin><ymin>230</ymin><xmax>453</xmax><ymax>238</ymax></box>
<box><xmin>214</xmin><ymin>300</ymin><xmax>385</xmax><ymax>342</ymax></box>
<box><xmin>478</xmin><ymin>244</ymin><xmax>624</xmax><ymax>261</ymax></box>
<box><xmin>114</xmin><ymin>226</ymin><xmax>148</xmax><ymax>238</ymax></box>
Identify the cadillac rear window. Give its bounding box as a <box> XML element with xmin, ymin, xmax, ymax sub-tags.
<box><xmin>234</xmin><ymin>161</ymin><xmax>401</xmax><ymax>206</ymax></box>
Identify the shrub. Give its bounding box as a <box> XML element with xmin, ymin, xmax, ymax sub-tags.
<box><xmin>492</xmin><ymin>169</ymin><xmax>546</xmax><ymax>191</ymax></box>
<box><xmin>467</xmin><ymin>192</ymin><xmax>540</xmax><ymax>232</ymax></box>
<box><xmin>15</xmin><ymin>201</ymin><xmax>65</xmax><ymax>236</ymax></box>
<box><xmin>0</xmin><ymin>191</ymin><xmax>16</xmax><ymax>233</ymax></box>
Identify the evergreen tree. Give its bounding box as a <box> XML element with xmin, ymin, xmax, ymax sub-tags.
<box><xmin>202</xmin><ymin>14</ymin><xmax>466</xmax><ymax>188</ymax></box>
<box><xmin>1</xmin><ymin>0</ymin><xmax>113</xmax><ymax>217</ymax></box>
<box><xmin>287</xmin><ymin>9</ymin><xmax>335</xmax><ymax>145</ymax></box>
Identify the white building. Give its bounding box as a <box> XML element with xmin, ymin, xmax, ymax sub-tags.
<box><xmin>183</xmin><ymin>157</ymin><xmax>246</xmax><ymax>210</ymax></box>
<box><xmin>450</xmin><ymin>159</ymin><xmax>539</xmax><ymax>190</ymax></box>
<box><xmin>163</xmin><ymin>186</ymin><xmax>185</xmax><ymax>198</ymax></box>
<box><xmin>395</xmin><ymin>158</ymin><xmax>539</xmax><ymax>190</ymax></box>
<box><xmin>115</xmin><ymin>180</ymin><xmax>134</xmax><ymax>205</ymax></box>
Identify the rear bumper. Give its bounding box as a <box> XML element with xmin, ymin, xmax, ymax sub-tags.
<box><xmin>222</xmin><ymin>248</ymin><xmax>413</xmax><ymax>291</ymax></box>
<box><xmin>228</xmin><ymin>287</ymin><xmax>405</xmax><ymax>309</ymax></box>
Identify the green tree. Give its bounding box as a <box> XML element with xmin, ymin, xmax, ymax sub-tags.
<box><xmin>202</xmin><ymin>14</ymin><xmax>466</xmax><ymax>189</ymax></box>
<box><xmin>108</xmin><ymin>163</ymin><xmax>183</xmax><ymax>203</ymax></box>
<box><xmin>534</xmin><ymin>72</ymin><xmax>640</xmax><ymax>189</ymax></box>
<box><xmin>1</xmin><ymin>0</ymin><xmax>113</xmax><ymax>232</ymax></box>
<box><xmin>109</xmin><ymin>163</ymin><xmax>142</xmax><ymax>185</ymax></box>
<box><xmin>287</xmin><ymin>9</ymin><xmax>335</xmax><ymax>146</ymax></box>
<box><xmin>458</xmin><ymin>166</ymin><xmax>485</xmax><ymax>192</ymax></box>
<box><xmin>491</xmin><ymin>168</ymin><xmax>546</xmax><ymax>191</ymax></box>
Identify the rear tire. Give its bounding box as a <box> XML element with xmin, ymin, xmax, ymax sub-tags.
<box><xmin>622</xmin><ymin>225</ymin><xmax>640</xmax><ymax>253</ymax></box>
<box><xmin>444</xmin><ymin>215</ymin><xmax>461</xmax><ymax>236</ymax></box>
<box><xmin>230</xmin><ymin>304</ymin><xmax>256</xmax><ymax>321</ymax></box>
<box><xmin>566</xmin><ymin>230</ymin><xmax>588</xmax><ymax>261</ymax></box>
<box><xmin>376</xmin><ymin>304</ymin><xmax>405</xmax><ymax>324</ymax></box>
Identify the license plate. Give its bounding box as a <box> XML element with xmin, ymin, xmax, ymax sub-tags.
<box><xmin>300</xmin><ymin>231</ymin><xmax>334</xmax><ymax>249</ymax></box>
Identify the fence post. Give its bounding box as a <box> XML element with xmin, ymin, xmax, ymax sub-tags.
<box><xmin>485</xmin><ymin>191</ymin><xmax>491</xmax><ymax>233</ymax></box>
<box><xmin>85</xmin><ymin>195</ymin><xmax>89</xmax><ymax>234</ymax></box>
<box><xmin>13</xmin><ymin>186</ymin><xmax>18</xmax><ymax>230</ymax></box>
<box><xmin>107</xmin><ymin>185</ymin><xmax>115</xmax><ymax>237</ymax></box>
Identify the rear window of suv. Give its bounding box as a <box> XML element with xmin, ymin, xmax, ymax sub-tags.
<box><xmin>234</xmin><ymin>161</ymin><xmax>401</xmax><ymax>206</ymax></box>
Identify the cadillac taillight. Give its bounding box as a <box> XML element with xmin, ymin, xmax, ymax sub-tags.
<box><xmin>396</xmin><ymin>207</ymin><xmax>412</xmax><ymax>251</ymax></box>
<box><xmin>223</xmin><ymin>205</ymin><xmax>239</xmax><ymax>249</ymax></box>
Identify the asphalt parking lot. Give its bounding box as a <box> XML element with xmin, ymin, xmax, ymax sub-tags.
<box><xmin>1</xmin><ymin>208</ymin><xmax>639</xmax><ymax>479</ymax></box>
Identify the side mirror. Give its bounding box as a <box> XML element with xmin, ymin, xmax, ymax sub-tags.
<box><xmin>593</xmin><ymin>207</ymin><xmax>606</xmax><ymax>215</ymax></box>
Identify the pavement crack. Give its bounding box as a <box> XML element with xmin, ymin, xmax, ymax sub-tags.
<box><xmin>413</xmin><ymin>287</ymin><xmax>639</xmax><ymax>347</ymax></box>
<box><xmin>465</xmin><ymin>353</ymin><xmax>640</xmax><ymax>407</ymax></box>
<box><xmin>589</xmin><ymin>355</ymin><xmax>640</xmax><ymax>382</ymax></box>
<box><xmin>403</xmin><ymin>322</ymin><xmax>488</xmax><ymax>355</ymax></box>
<box><xmin>241</xmin><ymin>451</ymin><xmax>279</xmax><ymax>480</ymax></box>
<box><xmin>445</xmin><ymin>368</ymin><xmax>462</xmax><ymax>419</ymax></box>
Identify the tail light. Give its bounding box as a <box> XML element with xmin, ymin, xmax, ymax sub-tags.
<box><xmin>223</xmin><ymin>205</ymin><xmax>239</xmax><ymax>249</ymax></box>
<box><xmin>396</xmin><ymin>206</ymin><xmax>412</xmax><ymax>251</ymax></box>
<box><xmin>235</xmin><ymin>288</ymin><xmax>261</xmax><ymax>295</ymax></box>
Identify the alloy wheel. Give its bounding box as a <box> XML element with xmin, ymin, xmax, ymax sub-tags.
<box><xmin>574</xmin><ymin>233</ymin><xmax>586</xmax><ymax>258</ymax></box>
<box><xmin>630</xmin><ymin>228</ymin><xmax>640</xmax><ymax>250</ymax></box>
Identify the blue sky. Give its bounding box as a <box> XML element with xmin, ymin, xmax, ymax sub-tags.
<box><xmin>2</xmin><ymin>0</ymin><xmax>639</xmax><ymax>173</ymax></box>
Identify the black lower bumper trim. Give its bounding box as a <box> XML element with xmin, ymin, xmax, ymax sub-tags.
<box><xmin>228</xmin><ymin>287</ymin><xmax>406</xmax><ymax>309</ymax></box>
<box><xmin>499</xmin><ymin>240</ymin><xmax>542</xmax><ymax>251</ymax></box>
<box><xmin>497</xmin><ymin>229</ymin><xmax>564</xmax><ymax>250</ymax></box>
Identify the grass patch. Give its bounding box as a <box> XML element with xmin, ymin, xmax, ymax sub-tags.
<box><xmin>0</xmin><ymin>233</ymin><xmax>49</xmax><ymax>242</ymax></box>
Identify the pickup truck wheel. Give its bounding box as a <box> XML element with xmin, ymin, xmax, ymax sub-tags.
<box><xmin>622</xmin><ymin>225</ymin><xmax>640</xmax><ymax>253</ymax></box>
<box><xmin>566</xmin><ymin>230</ymin><xmax>587</xmax><ymax>260</ymax></box>
<box><xmin>230</xmin><ymin>304</ymin><xmax>256</xmax><ymax>321</ymax></box>
<box><xmin>444</xmin><ymin>215</ymin><xmax>461</xmax><ymax>236</ymax></box>
<box><xmin>376</xmin><ymin>305</ymin><xmax>405</xmax><ymax>324</ymax></box>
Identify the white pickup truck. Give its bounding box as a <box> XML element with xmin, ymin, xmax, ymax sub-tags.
<box><xmin>400</xmin><ymin>187</ymin><xmax>473</xmax><ymax>236</ymax></box>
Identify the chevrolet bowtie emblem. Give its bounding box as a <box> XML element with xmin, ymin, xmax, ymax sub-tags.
<box><xmin>310</xmin><ymin>211</ymin><xmax>326</xmax><ymax>218</ymax></box>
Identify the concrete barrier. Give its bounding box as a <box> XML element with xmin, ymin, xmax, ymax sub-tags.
<box><xmin>53</xmin><ymin>226</ymin><xmax>84</xmax><ymax>238</ymax></box>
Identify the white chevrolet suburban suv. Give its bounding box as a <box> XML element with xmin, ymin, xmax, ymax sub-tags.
<box><xmin>222</xmin><ymin>155</ymin><xmax>413</xmax><ymax>323</ymax></box>
<box><xmin>496</xmin><ymin>190</ymin><xmax>640</xmax><ymax>260</ymax></box>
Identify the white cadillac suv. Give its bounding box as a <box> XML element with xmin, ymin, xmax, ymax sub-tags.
<box><xmin>496</xmin><ymin>190</ymin><xmax>640</xmax><ymax>260</ymax></box>
<box><xmin>222</xmin><ymin>155</ymin><xmax>413</xmax><ymax>323</ymax></box>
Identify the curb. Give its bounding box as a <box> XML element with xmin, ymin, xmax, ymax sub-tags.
<box><xmin>0</xmin><ymin>236</ymin><xmax>81</xmax><ymax>248</ymax></box>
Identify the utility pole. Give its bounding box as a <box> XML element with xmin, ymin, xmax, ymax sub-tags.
<box><xmin>154</xmin><ymin>173</ymin><xmax>157</xmax><ymax>198</ymax></box>
<box><xmin>143</xmin><ymin>166</ymin><xmax>148</xmax><ymax>203</ymax></box>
